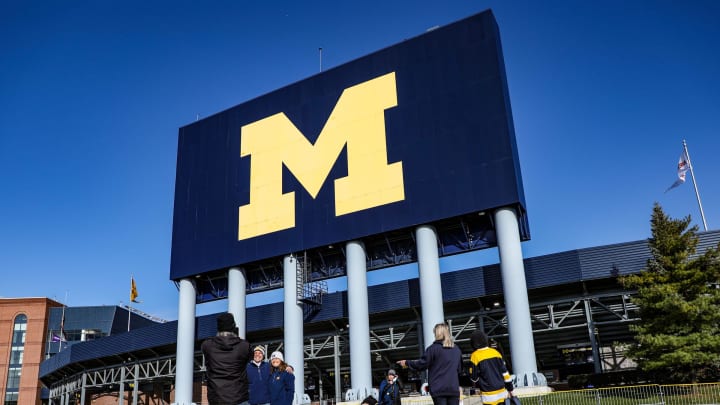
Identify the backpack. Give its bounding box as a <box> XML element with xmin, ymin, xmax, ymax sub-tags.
<box><xmin>361</xmin><ymin>395</ymin><xmax>378</xmax><ymax>405</ymax></box>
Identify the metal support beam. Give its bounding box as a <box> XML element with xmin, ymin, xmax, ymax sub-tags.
<box><xmin>334</xmin><ymin>334</ymin><xmax>341</xmax><ymax>403</ymax></box>
<box><xmin>584</xmin><ymin>299</ymin><xmax>602</xmax><ymax>374</ymax></box>
<box><xmin>119</xmin><ymin>366</ymin><xmax>125</xmax><ymax>405</ymax></box>
<box><xmin>133</xmin><ymin>363</ymin><xmax>139</xmax><ymax>405</ymax></box>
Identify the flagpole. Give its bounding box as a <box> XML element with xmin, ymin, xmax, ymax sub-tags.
<box><xmin>60</xmin><ymin>291</ymin><xmax>67</xmax><ymax>351</ymax></box>
<box><xmin>683</xmin><ymin>140</ymin><xmax>708</xmax><ymax>231</ymax></box>
<box><xmin>128</xmin><ymin>275</ymin><xmax>132</xmax><ymax>332</ymax></box>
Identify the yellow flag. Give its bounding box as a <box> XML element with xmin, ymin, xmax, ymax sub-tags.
<box><xmin>130</xmin><ymin>277</ymin><xmax>139</xmax><ymax>303</ymax></box>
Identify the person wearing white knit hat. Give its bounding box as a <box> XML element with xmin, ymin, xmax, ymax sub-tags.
<box><xmin>269</xmin><ymin>351</ymin><xmax>294</xmax><ymax>405</ymax></box>
<box><xmin>270</xmin><ymin>351</ymin><xmax>284</xmax><ymax>362</ymax></box>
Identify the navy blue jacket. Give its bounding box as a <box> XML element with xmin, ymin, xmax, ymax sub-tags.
<box><xmin>378</xmin><ymin>378</ymin><xmax>401</xmax><ymax>405</ymax></box>
<box><xmin>407</xmin><ymin>340</ymin><xmax>462</xmax><ymax>397</ymax></box>
<box><xmin>269</xmin><ymin>368</ymin><xmax>295</xmax><ymax>405</ymax></box>
<box><xmin>247</xmin><ymin>360</ymin><xmax>271</xmax><ymax>405</ymax></box>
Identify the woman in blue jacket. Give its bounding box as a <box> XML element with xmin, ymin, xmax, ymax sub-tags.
<box><xmin>269</xmin><ymin>351</ymin><xmax>295</xmax><ymax>405</ymax></box>
<box><xmin>397</xmin><ymin>323</ymin><xmax>462</xmax><ymax>405</ymax></box>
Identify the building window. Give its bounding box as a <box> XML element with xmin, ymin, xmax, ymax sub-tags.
<box><xmin>81</xmin><ymin>329</ymin><xmax>105</xmax><ymax>341</ymax></box>
<box><xmin>9</xmin><ymin>347</ymin><xmax>23</xmax><ymax>364</ymax></box>
<box><xmin>4</xmin><ymin>314</ymin><xmax>27</xmax><ymax>405</ymax></box>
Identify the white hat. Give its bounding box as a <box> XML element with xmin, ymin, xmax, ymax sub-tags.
<box><xmin>270</xmin><ymin>351</ymin><xmax>284</xmax><ymax>362</ymax></box>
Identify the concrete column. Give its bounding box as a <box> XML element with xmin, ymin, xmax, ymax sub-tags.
<box><xmin>584</xmin><ymin>299</ymin><xmax>602</xmax><ymax>374</ymax></box>
<box><xmin>133</xmin><ymin>363</ymin><xmax>139</xmax><ymax>405</ymax></box>
<box><xmin>494</xmin><ymin>207</ymin><xmax>546</xmax><ymax>387</ymax></box>
<box><xmin>119</xmin><ymin>366</ymin><xmax>125</xmax><ymax>405</ymax></box>
<box><xmin>80</xmin><ymin>373</ymin><xmax>86</xmax><ymax>405</ymax></box>
<box><xmin>346</xmin><ymin>240</ymin><xmax>372</xmax><ymax>399</ymax></box>
<box><xmin>228</xmin><ymin>267</ymin><xmax>247</xmax><ymax>338</ymax></box>
<box><xmin>333</xmin><ymin>335</ymin><xmax>342</xmax><ymax>402</ymax></box>
<box><xmin>174</xmin><ymin>278</ymin><xmax>198</xmax><ymax>404</ymax></box>
<box><xmin>284</xmin><ymin>255</ymin><xmax>305</xmax><ymax>404</ymax></box>
<box><xmin>415</xmin><ymin>225</ymin><xmax>445</xmax><ymax>348</ymax></box>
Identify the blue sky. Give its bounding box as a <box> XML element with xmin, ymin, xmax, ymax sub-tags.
<box><xmin>1</xmin><ymin>1</ymin><xmax>718</xmax><ymax>321</ymax></box>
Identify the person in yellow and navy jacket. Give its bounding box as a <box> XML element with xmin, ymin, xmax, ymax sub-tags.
<box><xmin>469</xmin><ymin>330</ymin><xmax>515</xmax><ymax>405</ymax></box>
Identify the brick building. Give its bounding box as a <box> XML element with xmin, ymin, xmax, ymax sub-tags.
<box><xmin>0</xmin><ymin>298</ymin><xmax>61</xmax><ymax>405</ymax></box>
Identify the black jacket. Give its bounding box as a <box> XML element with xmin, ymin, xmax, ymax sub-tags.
<box><xmin>201</xmin><ymin>333</ymin><xmax>252</xmax><ymax>404</ymax></box>
<box><xmin>407</xmin><ymin>340</ymin><xmax>462</xmax><ymax>397</ymax></box>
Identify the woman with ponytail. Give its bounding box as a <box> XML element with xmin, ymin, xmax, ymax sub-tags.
<box><xmin>397</xmin><ymin>323</ymin><xmax>462</xmax><ymax>405</ymax></box>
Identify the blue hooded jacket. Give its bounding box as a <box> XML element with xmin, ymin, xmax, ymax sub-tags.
<box><xmin>247</xmin><ymin>360</ymin><xmax>271</xmax><ymax>405</ymax></box>
<box><xmin>269</xmin><ymin>368</ymin><xmax>295</xmax><ymax>405</ymax></box>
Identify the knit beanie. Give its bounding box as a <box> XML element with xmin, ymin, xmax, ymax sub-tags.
<box><xmin>216</xmin><ymin>313</ymin><xmax>237</xmax><ymax>333</ymax></box>
<box><xmin>470</xmin><ymin>329</ymin><xmax>488</xmax><ymax>350</ymax></box>
<box><xmin>270</xmin><ymin>351</ymin><xmax>284</xmax><ymax>362</ymax></box>
<box><xmin>253</xmin><ymin>346</ymin><xmax>266</xmax><ymax>357</ymax></box>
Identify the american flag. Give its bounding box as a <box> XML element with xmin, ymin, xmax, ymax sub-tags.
<box><xmin>665</xmin><ymin>150</ymin><xmax>689</xmax><ymax>192</ymax></box>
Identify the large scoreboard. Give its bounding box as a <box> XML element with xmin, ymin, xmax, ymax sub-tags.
<box><xmin>171</xmin><ymin>10</ymin><xmax>526</xmax><ymax>281</ymax></box>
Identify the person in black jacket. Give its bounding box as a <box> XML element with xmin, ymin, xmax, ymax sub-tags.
<box><xmin>201</xmin><ymin>313</ymin><xmax>252</xmax><ymax>405</ymax></box>
<box><xmin>397</xmin><ymin>323</ymin><xmax>462</xmax><ymax>405</ymax></box>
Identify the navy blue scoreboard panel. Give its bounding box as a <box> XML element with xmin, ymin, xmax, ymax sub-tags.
<box><xmin>171</xmin><ymin>10</ymin><xmax>526</xmax><ymax>280</ymax></box>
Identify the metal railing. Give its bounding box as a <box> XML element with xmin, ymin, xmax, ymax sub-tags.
<box><xmin>508</xmin><ymin>383</ymin><xmax>720</xmax><ymax>405</ymax></box>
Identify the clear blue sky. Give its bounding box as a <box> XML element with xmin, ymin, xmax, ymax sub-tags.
<box><xmin>2</xmin><ymin>1</ymin><xmax>718</xmax><ymax>321</ymax></box>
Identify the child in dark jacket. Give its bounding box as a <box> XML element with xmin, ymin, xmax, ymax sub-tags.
<box><xmin>269</xmin><ymin>351</ymin><xmax>295</xmax><ymax>405</ymax></box>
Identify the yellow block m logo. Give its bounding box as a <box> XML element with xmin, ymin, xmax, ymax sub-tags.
<box><xmin>238</xmin><ymin>72</ymin><xmax>405</xmax><ymax>240</ymax></box>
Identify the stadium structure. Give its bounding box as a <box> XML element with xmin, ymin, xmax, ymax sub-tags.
<box><xmin>31</xmin><ymin>230</ymin><xmax>720</xmax><ymax>404</ymax></box>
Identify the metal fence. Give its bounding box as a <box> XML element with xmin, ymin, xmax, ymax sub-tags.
<box><xmin>512</xmin><ymin>383</ymin><xmax>720</xmax><ymax>405</ymax></box>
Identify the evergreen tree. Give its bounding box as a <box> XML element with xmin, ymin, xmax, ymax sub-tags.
<box><xmin>620</xmin><ymin>203</ymin><xmax>720</xmax><ymax>382</ymax></box>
